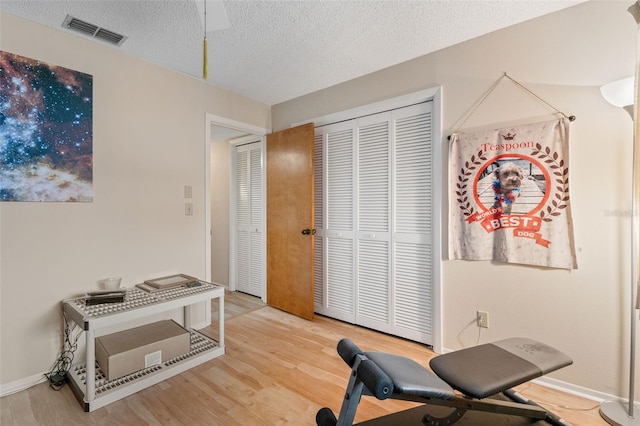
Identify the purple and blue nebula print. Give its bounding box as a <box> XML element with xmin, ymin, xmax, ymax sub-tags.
<box><xmin>0</xmin><ymin>51</ymin><xmax>93</xmax><ymax>202</ymax></box>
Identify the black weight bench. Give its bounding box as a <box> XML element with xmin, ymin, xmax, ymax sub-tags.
<box><xmin>316</xmin><ymin>337</ymin><xmax>573</xmax><ymax>426</ymax></box>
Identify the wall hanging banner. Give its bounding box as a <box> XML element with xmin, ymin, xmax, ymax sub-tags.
<box><xmin>449</xmin><ymin>118</ymin><xmax>577</xmax><ymax>269</ymax></box>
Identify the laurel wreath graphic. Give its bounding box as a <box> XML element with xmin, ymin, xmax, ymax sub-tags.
<box><xmin>455</xmin><ymin>144</ymin><xmax>570</xmax><ymax>223</ymax></box>
<box><xmin>455</xmin><ymin>150</ymin><xmax>487</xmax><ymax>217</ymax></box>
<box><xmin>530</xmin><ymin>143</ymin><xmax>570</xmax><ymax>222</ymax></box>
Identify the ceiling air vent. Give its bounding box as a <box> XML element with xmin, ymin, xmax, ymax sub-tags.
<box><xmin>62</xmin><ymin>15</ymin><xmax>127</xmax><ymax>46</ymax></box>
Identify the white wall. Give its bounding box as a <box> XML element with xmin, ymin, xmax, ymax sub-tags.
<box><xmin>0</xmin><ymin>11</ymin><xmax>270</xmax><ymax>388</ymax></box>
<box><xmin>272</xmin><ymin>1</ymin><xmax>638</xmax><ymax>400</ymax></box>
<box><xmin>210</xmin><ymin>139</ymin><xmax>230</xmax><ymax>286</ymax></box>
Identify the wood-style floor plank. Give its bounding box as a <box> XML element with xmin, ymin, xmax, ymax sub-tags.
<box><xmin>0</xmin><ymin>291</ymin><xmax>607</xmax><ymax>425</ymax></box>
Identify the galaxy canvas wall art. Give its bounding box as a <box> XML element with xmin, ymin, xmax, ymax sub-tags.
<box><xmin>0</xmin><ymin>51</ymin><xmax>93</xmax><ymax>202</ymax></box>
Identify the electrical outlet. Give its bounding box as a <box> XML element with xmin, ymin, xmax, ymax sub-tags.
<box><xmin>477</xmin><ymin>310</ymin><xmax>489</xmax><ymax>328</ymax></box>
<box><xmin>185</xmin><ymin>203</ymin><xmax>193</xmax><ymax>216</ymax></box>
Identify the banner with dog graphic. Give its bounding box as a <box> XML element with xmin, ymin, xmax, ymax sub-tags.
<box><xmin>449</xmin><ymin>118</ymin><xmax>577</xmax><ymax>269</ymax></box>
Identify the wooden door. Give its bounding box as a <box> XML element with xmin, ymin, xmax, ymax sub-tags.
<box><xmin>266</xmin><ymin>123</ymin><xmax>315</xmax><ymax>320</ymax></box>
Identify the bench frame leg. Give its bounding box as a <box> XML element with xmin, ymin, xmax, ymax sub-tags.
<box><xmin>334</xmin><ymin>354</ymin><xmax>368</xmax><ymax>426</ymax></box>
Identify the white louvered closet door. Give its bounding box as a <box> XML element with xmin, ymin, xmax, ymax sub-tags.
<box><xmin>313</xmin><ymin>131</ymin><xmax>324</xmax><ymax>310</ymax></box>
<box><xmin>392</xmin><ymin>102</ymin><xmax>433</xmax><ymax>344</ymax></box>
<box><xmin>314</xmin><ymin>101</ymin><xmax>434</xmax><ymax>346</ymax></box>
<box><xmin>234</xmin><ymin>142</ymin><xmax>263</xmax><ymax>297</ymax></box>
<box><xmin>356</xmin><ymin>113</ymin><xmax>392</xmax><ymax>332</ymax></box>
<box><xmin>317</xmin><ymin>120</ymin><xmax>356</xmax><ymax>322</ymax></box>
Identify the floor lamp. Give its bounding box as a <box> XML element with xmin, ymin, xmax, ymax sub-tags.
<box><xmin>600</xmin><ymin>74</ymin><xmax>640</xmax><ymax>426</ymax></box>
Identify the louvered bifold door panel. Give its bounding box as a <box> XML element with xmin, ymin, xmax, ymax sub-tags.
<box><xmin>248</xmin><ymin>146</ymin><xmax>264</xmax><ymax>297</ymax></box>
<box><xmin>395</xmin><ymin>106</ymin><xmax>432</xmax><ymax>235</ymax></box>
<box><xmin>234</xmin><ymin>142</ymin><xmax>263</xmax><ymax>297</ymax></box>
<box><xmin>358</xmin><ymin>117</ymin><xmax>390</xmax><ymax>232</ymax></box>
<box><xmin>323</xmin><ymin>121</ymin><xmax>355</xmax><ymax>321</ymax></box>
<box><xmin>394</xmin><ymin>242</ymin><xmax>431</xmax><ymax>335</ymax></box>
<box><xmin>358</xmin><ymin>239</ymin><xmax>389</xmax><ymax>324</ymax></box>
<box><xmin>236</xmin><ymin>231</ymin><xmax>250</xmax><ymax>292</ymax></box>
<box><xmin>314</xmin><ymin>236</ymin><xmax>324</xmax><ymax>308</ymax></box>
<box><xmin>356</xmin><ymin>114</ymin><xmax>392</xmax><ymax>329</ymax></box>
<box><xmin>327</xmin><ymin>238</ymin><xmax>354</xmax><ymax>318</ymax></box>
<box><xmin>235</xmin><ymin>149</ymin><xmax>250</xmax><ymax>292</ymax></box>
<box><xmin>313</xmin><ymin>131</ymin><xmax>324</xmax><ymax>309</ymax></box>
<box><xmin>392</xmin><ymin>102</ymin><xmax>433</xmax><ymax>344</ymax></box>
<box><xmin>327</xmin><ymin>125</ymin><xmax>355</xmax><ymax>231</ymax></box>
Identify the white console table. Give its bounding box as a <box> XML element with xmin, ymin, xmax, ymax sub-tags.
<box><xmin>62</xmin><ymin>281</ymin><xmax>225</xmax><ymax>412</ymax></box>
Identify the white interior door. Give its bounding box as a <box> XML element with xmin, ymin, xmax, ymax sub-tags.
<box><xmin>390</xmin><ymin>103</ymin><xmax>434</xmax><ymax>343</ymax></box>
<box><xmin>234</xmin><ymin>141</ymin><xmax>264</xmax><ymax>297</ymax></box>
<box><xmin>314</xmin><ymin>101</ymin><xmax>435</xmax><ymax>346</ymax></box>
<box><xmin>356</xmin><ymin>113</ymin><xmax>392</xmax><ymax>332</ymax></box>
<box><xmin>316</xmin><ymin>121</ymin><xmax>356</xmax><ymax>323</ymax></box>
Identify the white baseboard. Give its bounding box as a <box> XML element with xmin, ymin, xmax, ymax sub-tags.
<box><xmin>532</xmin><ymin>375</ymin><xmax>638</xmax><ymax>406</ymax></box>
<box><xmin>0</xmin><ymin>373</ymin><xmax>47</xmax><ymax>397</ymax></box>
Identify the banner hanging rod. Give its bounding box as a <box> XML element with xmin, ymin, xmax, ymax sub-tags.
<box><xmin>448</xmin><ymin>72</ymin><xmax>576</xmax><ymax>140</ymax></box>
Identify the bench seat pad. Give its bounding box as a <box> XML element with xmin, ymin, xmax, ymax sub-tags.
<box><xmin>365</xmin><ymin>351</ymin><xmax>456</xmax><ymax>401</ymax></box>
<box><xmin>429</xmin><ymin>337</ymin><xmax>573</xmax><ymax>399</ymax></box>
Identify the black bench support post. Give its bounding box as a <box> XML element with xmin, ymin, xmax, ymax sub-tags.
<box><xmin>335</xmin><ymin>354</ymin><xmax>368</xmax><ymax>426</ymax></box>
<box><xmin>504</xmin><ymin>389</ymin><xmax>571</xmax><ymax>426</ymax></box>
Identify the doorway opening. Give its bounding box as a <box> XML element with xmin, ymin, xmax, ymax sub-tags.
<box><xmin>205</xmin><ymin>114</ymin><xmax>268</xmax><ymax>303</ymax></box>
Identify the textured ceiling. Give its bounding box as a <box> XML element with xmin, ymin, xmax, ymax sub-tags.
<box><xmin>0</xmin><ymin>0</ymin><xmax>585</xmax><ymax>106</ymax></box>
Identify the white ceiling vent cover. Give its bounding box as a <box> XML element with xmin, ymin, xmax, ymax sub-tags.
<box><xmin>62</xmin><ymin>15</ymin><xmax>127</xmax><ymax>46</ymax></box>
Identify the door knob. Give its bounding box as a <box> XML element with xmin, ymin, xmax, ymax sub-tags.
<box><xmin>301</xmin><ymin>228</ymin><xmax>316</xmax><ymax>235</ymax></box>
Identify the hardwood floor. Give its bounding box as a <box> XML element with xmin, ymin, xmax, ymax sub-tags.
<box><xmin>1</xmin><ymin>291</ymin><xmax>606</xmax><ymax>425</ymax></box>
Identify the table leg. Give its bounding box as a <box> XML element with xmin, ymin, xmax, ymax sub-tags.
<box><xmin>218</xmin><ymin>295</ymin><xmax>224</xmax><ymax>347</ymax></box>
<box><xmin>85</xmin><ymin>328</ymin><xmax>95</xmax><ymax>402</ymax></box>
<box><xmin>183</xmin><ymin>305</ymin><xmax>191</xmax><ymax>330</ymax></box>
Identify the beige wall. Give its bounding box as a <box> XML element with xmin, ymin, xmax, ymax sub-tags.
<box><xmin>210</xmin><ymin>139</ymin><xmax>230</xmax><ymax>286</ymax></box>
<box><xmin>0</xmin><ymin>11</ymin><xmax>269</xmax><ymax>387</ymax></box>
<box><xmin>273</xmin><ymin>1</ymin><xmax>637</xmax><ymax>400</ymax></box>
